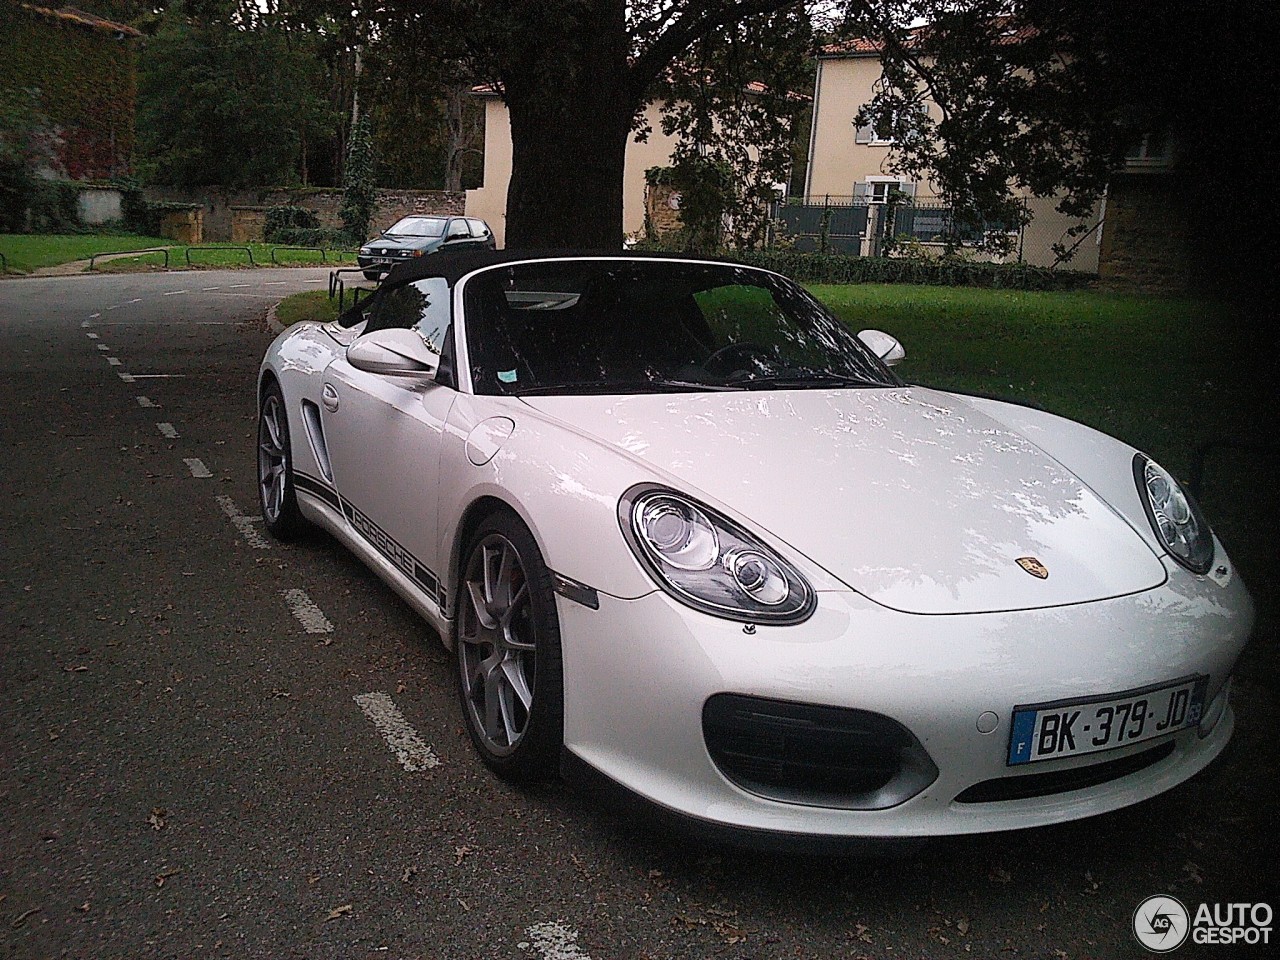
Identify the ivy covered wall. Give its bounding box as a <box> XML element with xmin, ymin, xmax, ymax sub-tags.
<box><xmin>0</xmin><ymin>3</ymin><xmax>138</xmax><ymax>179</ymax></box>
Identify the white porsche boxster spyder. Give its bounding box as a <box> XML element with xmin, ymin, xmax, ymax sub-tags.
<box><xmin>257</xmin><ymin>251</ymin><xmax>1253</xmax><ymax>845</ymax></box>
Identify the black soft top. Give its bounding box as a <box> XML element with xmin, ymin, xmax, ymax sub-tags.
<box><xmin>380</xmin><ymin>248</ymin><xmax>748</xmax><ymax>288</ymax></box>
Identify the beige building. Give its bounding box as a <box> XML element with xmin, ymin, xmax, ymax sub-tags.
<box><xmin>804</xmin><ymin>38</ymin><xmax>1102</xmax><ymax>271</ymax></box>
<box><xmin>465</xmin><ymin>91</ymin><xmax>683</xmax><ymax>249</ymax></box>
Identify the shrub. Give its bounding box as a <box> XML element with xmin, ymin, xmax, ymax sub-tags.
<box><xmin>271</xmin><ymin>226</ymin><xmax>353</xmax><ymax>249</ymax></box>
<box><xmin>717</xmin><ymin>251</ymin><xmax>1095</xmax><ymax>291</ymax></box>
<box><xmin>26</xmin><ymin>179</ymin><xmax>81</xmax><ymax>232</ymax></box>
<box><xmin>263</xmin><ymin>205</ymin><xmax>320</xmax><ymax>243</ymax></box>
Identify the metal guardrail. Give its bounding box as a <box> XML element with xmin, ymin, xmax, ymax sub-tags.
<box><xmin>328</xmin><ymin>267</ymin><xmax>377</xmax><ymax>309</ymax></box>
<box><xmin>88</xmin><ymin>247</ymin><xmax>170</xmax><ymax>271</ymax></box>
<box><xmin>1187</xmin><ymin>439</ymin><xmax>1280</xmax><ymax>499</ymax></box>
<box><xmin>271</xmin><ymin>246</ymin><xmax>326</xmax><ymax>265</ymax></box>
<box><xmin>185</xmin><ymin>245</ymin><xmax>254</xmax><ymax>267</ymax></box>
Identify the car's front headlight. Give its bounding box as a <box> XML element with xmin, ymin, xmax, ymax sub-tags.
<box><xmin>359</xmin><ymin>246</ymin><xmax>371</xmax><ymax>255</ymax></box>
<box><xmin>1133</xmin><ymin>454</ymin><xmax>1213</xmax><ymax>574</ymax></box>
<box><xmin>619</xmin><ymin>486</ymin><xmax>815</xmax><ymax>624</ymax></box>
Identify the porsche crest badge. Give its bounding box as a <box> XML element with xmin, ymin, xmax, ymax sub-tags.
<box><xmin>1016</xmin><ymin>557</ymin><xmax>1049</xmax><ymax>579</ymax></box>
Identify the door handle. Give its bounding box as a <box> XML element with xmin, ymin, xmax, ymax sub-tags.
<box><xmin>321</xmin><ymin>383</ymin><xmax>339</xmax><ymax>412</ymax></box>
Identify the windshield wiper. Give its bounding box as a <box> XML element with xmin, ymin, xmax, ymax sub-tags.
<box><xmin>513</xmin><ymin>378</ymin><xmax>745</xmax><ymax>396</ymax></box>
<box><xmin>728</xmin><ymin>373</ymin><xmax>881</xmax><ymax>390</ymax></box>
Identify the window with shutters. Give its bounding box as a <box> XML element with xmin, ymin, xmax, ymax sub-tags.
<box><xmin>853</xmin><ymin>118</ymin><xmax>894</xmax><ymax>145</ymax></box>
<box><xmin>854</xmin><ymin>179</ymin><xmax>915</xmax><ymax>204</ymax></box>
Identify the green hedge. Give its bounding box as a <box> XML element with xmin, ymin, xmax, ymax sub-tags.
<box><xmin>263</xmin><ymin>205</ymin><xmax>319</xmax><ymax>243</ymax></box>
<box><xmin>27</xmin><ymin>180</ymin><xmax>81</xmax><ymax>232</ymax></box>
<box><xmin>725</xmin><ymin>251</ymin><xmax>1094</xmax><ymax>291</ymax></box>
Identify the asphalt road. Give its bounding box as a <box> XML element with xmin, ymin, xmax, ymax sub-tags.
<box><xmin>1</xmin><ymin>269</ymin><xmax>1275</xmax><ymax>959</ymax></box>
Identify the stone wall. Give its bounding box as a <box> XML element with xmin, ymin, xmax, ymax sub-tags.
<box><xmin>644</xmin><ymin>183</ymin><xmax>683</xmax><ymax>239</ymax></box>
<box><xmin>159</xmin><ymin>208</ymin><xmax>203</xmax><ymax>244</ymax></box>
<box><xmin>1098</xmin><ymin>174</ymin><xmax>1189</xmax><ymax>293</ymax></box>
<box><xmin>76</xmin><ymin>186</ymin><xmax>123</xmax><ymax>225</ymax></box>
<box><xmin>143</xmin><ymin>187</ymin><xmax>466</xmax><ymax>242</ymax></box>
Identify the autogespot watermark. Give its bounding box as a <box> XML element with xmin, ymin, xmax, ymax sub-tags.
<box><xmin>1133</xmin><ymin>896</ymin><xmax>1273</xmax><ymax>952</ymax></box>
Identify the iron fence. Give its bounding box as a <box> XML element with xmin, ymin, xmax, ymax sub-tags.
<box><xmin>770</xmin><ymin>197</ymin><xmax>1100</xmax><ymax>271</ymax></box>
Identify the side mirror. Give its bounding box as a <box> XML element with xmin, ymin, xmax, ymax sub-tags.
<box><xmin>857</xmin><ymin>329</ymin><xmax>906</xmax><ymax>366</ymax></box>
<box><xmin>347</xmin><ymin>328</ymin><xmax>439</xmax><ymax>377</ymax></box>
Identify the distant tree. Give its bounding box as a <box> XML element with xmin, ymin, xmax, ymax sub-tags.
<box><xmin>136</xmin><ymin>3</ymin><xmax>337</xmax><ymax>187</ymax></box>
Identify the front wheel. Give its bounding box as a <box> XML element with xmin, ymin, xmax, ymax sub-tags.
<box><xmin>257</xmin><ymin>382</ymin><xmax>306</xmax><ymax>539</ymax></box>
<box><xmin>456</xmin><ymin>513</ymin><xmax>563</xmax><ymax>781</ymax></box>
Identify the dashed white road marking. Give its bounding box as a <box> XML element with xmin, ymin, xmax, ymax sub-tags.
<box><xmin>304</xmin><ymin>277</ymin><xmax>324</xmax><ymax>283</ymax></box>
<box><xmin>163</xmin><ymin>289</ymin><xmax>189</xmax><ymax>296</ymax></box>
<box><xmin>215</xmin><ymin>495</ymin><xmax>271</xmax><ymax>549</ymax></box>
<box><xmin>86</xmin><ymin>332</ymin><xmax>99</xmax><ymax>339</ymax></box>
<box><xmin>282</xmin><ymin>589</ymin><xmax>333</xmax><ymax>634</ymax></box>
<box><xmin>106</xmin><ymin>356</ymin><xmax>121</xmax><ymax>366</ymax></box>
<box><xmin>229</xmin><ymin>283</ymin><xmax>251</xmax><ymax>288</ymax></box>
<box><xmin>117</xmin><ymin>372</ymin><xmax>135</xmax><ymax>383</ymax></box>
<box><xmin>183</xmin><ymin>457</ymin><xmax>212</xmax><ymax>478</ymax></box>
<box><xmin>128</xmin><ymin>298</ymin><xmax>142</xmax><ymax>304</ymax></box>
<box><xmin>157</xmin><ymin>422</ymin><xmax>179</xmax><ymax>439</ymax></box>
<box><xmin>521</xmin><ymin>922</ymin><xmax>592</xmax><ymax>960</ymax></box>
<box><xmin>96</xmin><ymin>344</ymin><xmax>110</xmax><ymax>352</ymax></box>
<box><xmin>265</xmin><ymin>280</ymin><xmax>288</xmax><ymax>285</ymax></box>
<box><xmin>201</xmin><ymin>286</ymin><xmax>222</xmax><ymax>291</ymax></box>
<box><xmin>130</xmin><ymin>373</ymin><xmax>187</xmax><ymax>378</ymax></box>
<box><xmin>353</xmin><ymin>693</ymin><xmax>440</xmax><ymax>772</ymax></box>
<box><xmin>89</xmin><ymin>312</ymin><xmax>101</xmax><ymax>319</ymax></box>
<box><xmin>137</xmin><ymin>396</ymin><xmax>159</xmax><ymax>408</ymax></box>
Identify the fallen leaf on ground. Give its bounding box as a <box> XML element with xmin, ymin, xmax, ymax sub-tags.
<box><xmin>454</xmin><ymin>845</ymin><xmax>472</xmax><ymax>865</ymax></box>
<box><xmin>154</xmin><ymin>867</ymin><xmax>181</xmax><ymax>888</ymax></box>
<box><xmin>324</xmin><ymin>904</ymin><xmax>352</xmax><ymax>922</ymax></box>
<box><xmin>10</xmin><ymin>907</ymin><xmax>41</xmax><ymax>929</ymax></box>
<box><xmin>148</xmin><ymin>808</ymin><xmax>167</xmax><ymax>830</ymax></box>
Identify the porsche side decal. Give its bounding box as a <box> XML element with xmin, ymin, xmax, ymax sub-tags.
<box><xmin>339</xmin><ymin>495</ymin><xmax>440</xmax><ymax>599</ymax></box>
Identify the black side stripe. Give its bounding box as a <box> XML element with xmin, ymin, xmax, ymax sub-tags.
<box><xmin>338</xmin><ymin>495</ymin><xmax>441</xmax><ymax>599</ymax></box>
<box><xmin>294</xmin><ymin>471</ymin><xmax>341</xmax><ymax>511</ymax></box>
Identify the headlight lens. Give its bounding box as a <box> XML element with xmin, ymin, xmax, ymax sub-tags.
<box><xmin>1133</xmin><ymin>454</ymin><xmax>1213</xmax><ymax>574</ymax></box>
<box><xmin>359</xmin><ymin>246</ymin><xmax>371</xmax><ymax>255</ymax></box>
<box><xmin>620</xmin><ymin>487</ymin><xmax>815</xmax><ymax>624</ymax></box>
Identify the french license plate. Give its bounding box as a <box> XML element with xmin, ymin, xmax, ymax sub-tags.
<box><xmin>371</xmin><ymin>257</ymin><xmax>393</xmax><ymax>265</ymax></box>
<box><xmin>1007</xmin><ymin>676</ymin><xmax>1208</xmax><ymax>766</ymax></box>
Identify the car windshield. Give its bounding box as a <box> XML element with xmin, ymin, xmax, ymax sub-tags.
<box><xmin>461</xmin><ymin>260</ymin><xmax>901</xmax><ymax>395</ymax></box>
<box><xmin>385</xmin><ymin>217</ymin><xmax>446</xmax><ymax>238</ymax></box>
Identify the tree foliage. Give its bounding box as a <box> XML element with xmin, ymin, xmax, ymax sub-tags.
<box><xmin>136</xmin><ymin>2</ymin><xmax>337</xmax><ymax>187</ymax></box>
<box><xmin>339</xmin><ymin>113</ymin><xmax>376</xmax><ymax>241</ymax></box>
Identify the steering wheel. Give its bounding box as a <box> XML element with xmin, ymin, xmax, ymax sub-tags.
<box><xmin>703</xmin><ymin>342</ymin><xmax>773</xmax><ymax>376</ymax></box>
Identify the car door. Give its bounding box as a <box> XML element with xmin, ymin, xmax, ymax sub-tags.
<box><xmin>441</xmin><ymin>218</ymin><xmax>476</xmax><ymax>252</ymax></box>
<box><xmin>320</xmin><ymin>277</ymin><xmax>457</xmax><ymax>607</ymax></box>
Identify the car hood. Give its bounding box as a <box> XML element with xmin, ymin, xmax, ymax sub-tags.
<box><xmin>519</xmin><ymin>387</ymin><xmax>1166</xmax><ymax>614</ymax></box>
<box><xmin>366</xmin><ymin>235</ymin><xmax>440</xmax><ymax>253</ymax></box>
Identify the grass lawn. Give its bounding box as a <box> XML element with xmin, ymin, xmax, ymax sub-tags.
<box><xmin>95</xmin><ymin>243</ymin><xmax>358</xmax><ymax>272</ymax></box>
<box><xmin>812</xmin><ymin>285</ymin><xmax>1273</xmax><ymax>622</ymax></box>
<box><xmin>0</xmin><ymin>233</ymin><xmax>169</xmax><ymax>272</ymax></box>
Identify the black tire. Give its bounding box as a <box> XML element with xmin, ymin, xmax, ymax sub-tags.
<box><xmin>455</xmin><ymin>511</ymin><xmax>564</xmax><ymax>781</ymax></box>
<box><xmin>362</xmin><ymin>270</ymin><xmax>382</xmax><ymax>282</ymax></box>
<box><xmin>256</xmin><ymin>381</ymin><xmax>306</xmax><ymax>540</ymax></box>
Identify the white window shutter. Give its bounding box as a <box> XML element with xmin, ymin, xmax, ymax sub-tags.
<box><xmin>853</xmin><ymin>182</ymin><xmax>868</xmax><ymax>200</ymax></box>
<box><xmin>898</xmin><ymin>182</ymin><xmax>916</xmax><ymax>198</ymax></box>
<box><xmin>854</xmin><ymin>124</ymin><xmax>872</xmax><ymax>144</ymax></box>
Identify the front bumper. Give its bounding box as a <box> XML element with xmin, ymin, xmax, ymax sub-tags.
<box><xmin>554</xmin><ymin>554</ymin><xmax>1252</xmax><ymax>841</ymax></box>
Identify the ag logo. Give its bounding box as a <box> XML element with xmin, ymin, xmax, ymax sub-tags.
<box><xmin>1133</xmin><ymin>895</ymin><xmax>1190</xmax><ymax>952</ymax></box>
<box><xmin>1016</xmin><ymin>556</ymin><xmax>1049</xmax><ymax>579</ymax></box>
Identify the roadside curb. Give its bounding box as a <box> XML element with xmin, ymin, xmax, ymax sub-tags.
<box><xmin>266</xmin><ymin>298</ymin><xmax>286</xmax><ymax>334</ymax></box>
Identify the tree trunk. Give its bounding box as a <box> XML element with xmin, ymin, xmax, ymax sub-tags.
<box><xmin>498</xmin><ymin>0</ymin><xmax>633</xmax><ymax>250</ymax></box>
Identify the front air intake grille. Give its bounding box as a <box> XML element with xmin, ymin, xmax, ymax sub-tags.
<box><xmin>954</xmin><ymin>740</ymin><xmax>1175</xmax><ymax>804</ymax></box>
<box><xmin>702</xmin><ymin>694</ymin><xmax>937</xmax><ymax>810</ymax></box>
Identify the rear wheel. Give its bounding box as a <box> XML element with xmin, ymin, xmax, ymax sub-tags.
<box><xmin>257</xmin><ymin>381</ymin><xmax>306</xmax><ymax>539</ymax></box>
<box><xmin>456</xmin><ymin>513</ymin><xmax>563</xmax><ymax>781</ymax></box>
<box><xmin>362</xmin><ymin>270</ymin><xmax>381</xmax><ymax>282</ymax></box>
